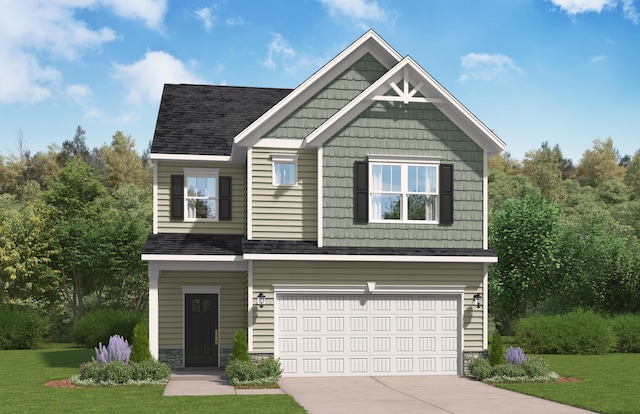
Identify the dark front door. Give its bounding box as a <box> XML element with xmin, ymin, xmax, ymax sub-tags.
<box><xmin>185</xmin><ymin>293</ymin><xmax>218</xmax><ymax>367</ymax></box>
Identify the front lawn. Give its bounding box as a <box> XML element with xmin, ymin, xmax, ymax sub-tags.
<box><xmin>498</xmin><ymin>353</ymin><xmax>640</xmax><ymax>414</ymax></box>
<box><xmin>0</xmin><ymin>344</ymin><xmax>305</xmax><ymax>414</ymax></box>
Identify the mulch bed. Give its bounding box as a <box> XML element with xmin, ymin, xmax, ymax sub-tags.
<box><xmin>43</xmin><ymin>378</ymin><xmax>86</xmax><ymax>388</ymax></box>
<box><xmin>557</xmin><ymin>376</ymin><xmax>580</xmax><ymax>383</ymax></box>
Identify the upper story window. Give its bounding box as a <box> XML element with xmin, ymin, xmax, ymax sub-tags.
<box><xmin>184</xmin><ymin>168</ymin><xmax>219</xmax><ymax>220</ymax></box>
<box><xmin>271</xmin><ymin>154</ymin><xmax>298</xmax><ymax>186</ymax></box>
<box><xmin>370</xmin><ymin>162</ymin><xmax>438</xmax><ymax>222</ymax></box>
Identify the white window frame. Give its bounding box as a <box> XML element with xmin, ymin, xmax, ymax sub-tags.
<box><xmin>368</xmin><ymin>155</ymin><xmax>440</xmax><ymax>223</ymax></box>
<box><xmin>183</xmin><ymin>168</ymin><xmax>220</xmax><ymax>221</ymax></box>
<box><xmin>271</xmin><ymin>154</ymin><xmax>298</xmax><ymax>186</ymax></box>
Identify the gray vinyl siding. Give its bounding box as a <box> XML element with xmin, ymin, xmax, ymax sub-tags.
<box><xmin>251</xmin><ymin>149</ymin><xmax>317</xmax><ymax>240</ymax></box>
<box><xmin>158</xmin><ymin>271</ymin><xmax>247</xmax><ymax>350</ymax></box>
<box><xmin>251</xmin><ymin>261</ymin><xmax>484</xmax><ymax>352</ymax></box>
<box><xmin>156</xmin><ymin>161</ymin><xmax>246</xmax><ymax>234</ymax></box>
<box><xmin>322</xmin><ymin>102</ymin><xmax>484</xmax><ymax>248</ymax></box>
<box><xmin>263</xmin><ymin>53</ymin><xmax>387</xmax><ymax>140</ymax></box>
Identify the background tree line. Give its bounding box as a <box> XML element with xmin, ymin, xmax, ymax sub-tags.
<box><xmin>0</xmin><ymin>126</ymin><xmax>152</xmax><ymax>339</ymax></box>
<box><xmin>489</xmin><ymin>138</ymin><xmax>640</xmax><ymax>333</ymax></box>
<box><xmin>2</xmin><ymin>128</ymin><xmax>639</xmax><ymax>338</ymax></box>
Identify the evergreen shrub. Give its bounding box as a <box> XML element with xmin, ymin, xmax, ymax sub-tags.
<box><xmin>488</xmin><ymin>332</ymin><xmax>505</xmax><ymax>366</ymax></box>
<box><xmin>515</xmin><ymin>310</ymin><xmax>616</xmax><ymax>355</ymax></box>
<box><xmin>130</xmin><ymin>322</ymin><xmax>152</xmax><ymax>362</ymax></box>
<box><xmin>77</xmin><ymin>360</ymin><xmax>170</xmax><ymax>385</ymax></box>
<box><xmin>229</xmin><ymin>329</ymin><xmax>250</xmax><ymax>362</ymax></box>
<box><xmin>611</xmin><ymin>314</ymin><xmax>640</xmax><ymax>353</ymax></box>
<box><xmin>0</xmin><ymin>306</ymin><xmax>49</xmax><ymax>349</ymax></box>
<box><xmin>74</xmin><ymin>308</ymin><xmax>145</xmax><ymax>347</ymax></box>
<box><xmin>225</xmin><ymin>358</ymin><xmax>282</xmax><ymax>386</ymax></box>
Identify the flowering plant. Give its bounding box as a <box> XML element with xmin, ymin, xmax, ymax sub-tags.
<box><xmin>505</xmin><ymin>346</ymin><xmax>527</xmax><ymax>365</ymax></box>
<box><xmin>93</xmin><ymin>334</ymin><xmax>131</xmax><ymax>364</ymax></box>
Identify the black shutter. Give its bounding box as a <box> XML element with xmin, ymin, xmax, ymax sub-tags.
<box><xmin>170</xmin><ymin>175</ymin><xmax>184</xmax><ymax>220</ymax></box>
<box><xmin>440</xmin><ymin>164</ymin><xmax>454</xmax><ymax>225</ymax></box>
<box><xmin>354</xmin><ymin>161</ymin><xmax>368</xmax><ymax>223</ymax></box>
<box><xmin>219</xmin><ymin>176</ymin><xmax>232</xmax><ymax>220</ymax></box>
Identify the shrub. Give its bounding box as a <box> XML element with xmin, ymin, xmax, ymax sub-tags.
<box><xmin>93</xmin><ymin>334</ymin><xmax>131</xmax><ymax>364</ymax></box>
<box><xmin>490</xmin><ymin>363</ymin><xmax>526</xmax><ymax>378</ymax></box>
<box><xmin>488</xmin><ymin>333</ymin><xmax>505</xmax><ymax>366</ymax></box>
<box><xmin>521</xmin><ymin>355</ymin><xmax>550</xmax><ymax>378</ymax></box>
<box><xmin>130</xmin><ymin>322</ymin><xmax>152</xmax><ymax>362</ymax></box>
<box><xmin>468</xmin><ymin>357</ymin><xmax>491</xmax><ymax>381</ymax></box>
<box><xmin>0</xmin><ymin>306</ymin><xmax>49</xmax><ymax>349</ymax></box>
<box><xmin>74</xmin><ymin>308</ymin><xmax>145</xmax><ymax>347</ymax></box>
<box><xmin>505</xmin><ymin>346</ymin><xmax>527</xmax><ymax>365</ymax></box>
<box><xmin>77</xmin><ymin>360</ymin><xmax>170</xmax><ymax>386</ymax></box>
<box><xmin>229</xmin><ymin>329</ymin><xmax>250</xmax><ymax>362</ymax></box>
<box><xmin>611</xmin><ymin>314</ymin><xmax>640</xmax><ymax>353</ymax></box>
<box><xmin>515</xmin><ymin>310</ymin><xmax>616</xmax><ymax>355</ymax></box>
<box><xmin>225</xmin><ymin>358</ymin><xmax>282</xmax><ymax>386</ymax></box>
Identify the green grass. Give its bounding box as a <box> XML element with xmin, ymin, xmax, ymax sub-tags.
<box><xmin>498</xmin><ymin>354</ymin><xmax>640</xmax><ymax>414</ymax></box>
<box><xmin>0</xmin><ymin>344</ymin><xmax>305</xmax><ymax>414</ymax></box>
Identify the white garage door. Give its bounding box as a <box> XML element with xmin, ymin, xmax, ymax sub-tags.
<box><xmin>275</xmin><ymin>294</ymin><xmax>460</xmax><ymax>376</ymax></box>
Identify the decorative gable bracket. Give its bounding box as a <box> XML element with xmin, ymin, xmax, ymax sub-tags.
<box><xmin>372</xmin><ymin>68</ymin><xmax>443</xmax><ymax>105</ymax></box>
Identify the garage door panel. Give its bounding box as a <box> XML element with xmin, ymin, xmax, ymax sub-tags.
<box><xmin>276</xmin><ymin>293</ymin><xmax>460</xmax><ymax>376</ymax></box>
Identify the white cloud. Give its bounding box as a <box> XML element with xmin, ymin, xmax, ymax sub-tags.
<box><xmin>458</xmin><ymin>53</ymin><xmax>522</xmax><ymax>83</ymax></box>
<box><xmin>112</xmin><ymin>51</ymin><xmax>204</xmax><ymax>104</ymax></box>
<box><xmin>550</xmin><ymin>0</ymin><xmax>616</xmax><ymax>15</ymax></box>
<box><xmin>591</xmin><ymin>54</ymin><xmax>608</xmax><ymax>62</ymax></box>
<box><xmin>320</xmin><ymin>0</ymin><xmax>388</xmax><ymax>22</ymax></box>
<box><xmin>550</xmin><ymin>0</ymin><xmax>639</xmax><ymax>23</ymax></box>
<box><xmin>101</xmin><ymin>0</ymin><xmax>167</xmax><ymax>30</ymax></box>
<box><xmin>621</xmin><ymin>0</ymin><xmax>640</xmax><ymax>23</ymax></box>
<box><xmin>225</xmin><ymin>16</ymin><xmax>245</xmax><ymax>26</ymax></box>
<box><xmin>66</xmin><ymin>83</ymin><xmax>93</xmax><ymax>102</ymax></box>
<box><xmin>0</xmin><ymin>0</ymin><xmax>167</xmax><ymax>104</ymax></box>
<box><xmin>195</xmin><ymin>7</ymin><xmax>215</xmax><ymax>31</ymax></box>
<box><xmin>262</xmin><ymin>33</ymin><xmax>296</xmax><ymax>70</ymax></box>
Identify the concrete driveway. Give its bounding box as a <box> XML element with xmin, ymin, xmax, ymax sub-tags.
<box><xmin>278</xmin><ymin>376</ymin><xmax>595</xmax><ymax>414</ymax></box>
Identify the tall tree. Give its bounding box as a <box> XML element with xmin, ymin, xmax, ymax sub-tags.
<box><xmin>573</xmin><ymin>137</ymin><xmax>626</xmax><ymax>187</ymax></box>
<box><xmin>101</xmin><ymin>131</ymin><xmax>151</xmax><ymax>191</ymax></box>
<box><xmin>522</xmin><ymin>142</ymin><xmax>566</xmax><ymax>203</ymax></box>
<box><xmin>489</xmin><ymin>190</ymin><xmax>562</xmax><ymax>332</ymax></box>
<box><xmin>624</xmin><ymin>149</ymin><xmax>640</xmax><ymax>198</ymax></box>
<box><xmin>0</xmin><ymin>202</ymin><xmax>58</xmax><ymax>304</ymax></box>
<box><xmin>57</xmin><ymin>125</ymin><xmax>90</xmax><ymax>165</ymax></box>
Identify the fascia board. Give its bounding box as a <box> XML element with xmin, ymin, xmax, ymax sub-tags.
<box><xmin>141</xmin><ymin>254</ymin><xmax>244</xmax><ymax>262</ymax></box>
<box><xmin>243</xmin><ymin>253</ymin><xmax>497</xmax><ymax>263</ymax></box>
<box><xmin>304</xmin><ymin>57</ymin><xmax>506</xmax><ymax>155</ymax></box>
<box><xmin>150</xmin><ymin>153</ymin><xmax>231</xmax><ymax>162</ymax></box>
<box><xmin>233</xmin><ymin>30</ymin><xmax>402</xmax><ymax>148</ymax></box>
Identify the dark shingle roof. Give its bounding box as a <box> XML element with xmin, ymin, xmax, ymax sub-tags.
<box><xmin>143</xmin><ymin>234</ymin><xmax>244</xmax><ymax>255</ymax></box>
<box><xmin>151</xmin><ymin>84</ymin><xmax>293</xmax><ymax>156</ymax></box>
<box><xmin>242</xmin><ymin>239</ymin><xmax>497</xmax><ymax>258</ymax></box>
<box><xmin>143</xmin><ymin>236</ymin><xmax>496</xmax><ymax>258</ymax></box>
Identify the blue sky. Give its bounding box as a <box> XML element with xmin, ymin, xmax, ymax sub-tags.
<box><xmin>1</xmin><ymin>0</ymin><xmax>639</xmax><ymax>163</ymax></box>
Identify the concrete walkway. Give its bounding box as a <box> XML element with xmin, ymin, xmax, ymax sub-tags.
<box><xmin>278</xmin><ymin>376</ymin><xmax>596</xmax><ymax>414</ymax></box>
<box><xmin>162</xmin><ymin>369</ymin><xmax>284</xmax><ymax>396</ymax></box>
<box><xmin>164</xmin><ymin>371</ymin><xmax>595</xmax><ymax>414</ymax></box>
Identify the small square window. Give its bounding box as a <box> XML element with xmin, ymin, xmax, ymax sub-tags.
<box><xmin>271</xmin><ymin>154</ymin><xmax>298</xmax><ymax>186</ymax></box>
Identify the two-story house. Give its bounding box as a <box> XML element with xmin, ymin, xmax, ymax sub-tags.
<box><xmin>142</xmin><ymin>30</ymin><xmax>505</xmax><ymax>377</ymax></box>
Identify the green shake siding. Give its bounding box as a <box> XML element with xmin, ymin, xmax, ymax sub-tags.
<box><xmin>323</xmin><ymin>102</ymin><xmax>485</xmax><ymax>249</ymax></box>
<box><xmin>263</xmin><ymin>53</ymin><xmax>387</xmax><ymax>140</ymax></box>
<box><xmin>156</xmin><ymin>161</ymin><xmax>246</xmax><ymax>234</ymax></box>
<box><xmin>251</xmin><ymin>261</ymin><xmax>484</xmax><ymax>352</ymax></box>
<box><xmin>158</xmin><ymin>271</ymin><xmax>247</xmax><ymax>350</ymax></box>
<box><xmin>251</xmin><ymin>149</ymin><xmax>317</xmax><ymax>240</ymax></box>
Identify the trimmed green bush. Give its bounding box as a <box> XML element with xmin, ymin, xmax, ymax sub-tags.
<box><xmin>468</xmin><ymin>357</ymin><xmax>491</xmax><ymax>381</ymax></box>
<box><xmin>515</xmin><ymin>310</ymin><xmax>616</xmax><ymax>355</ymax></box>
<box><xmin>229</xmin><ymin>329</ymin><xmax>250</xmax><ymax>362</ymax></box>
<box><xmin>225</xmin><ymin>358</ymin><xmax>282</xmax><ymax>386</ymax></box>
<box><xmin>488</xmin><ymin>332</ymin><xmax>505</xmax><ymax>366</ymax></box>
<box><xmin>521</xmin><ymin>355</ymin><xmax>550</xmax><ymax>377</ymax></box>
<box><xmin>130</xmin><ymin>322</ymin><xmax>152</xmax><ymax>362</ymax></box>
<box><xmin>74</xmin><ymin>308</ymin><xmax>145</xmax><ymax>347</ymax></box>
<box><xmin>77</xmin><ymin>360</ymin><xmax>170</xmax><ymax>386</ymax></box>
<box><xmin>612</xmin><ymin>314</ymin><xmax>640</xmax><ymax>353</ymax></box>
<box><xmin>0</xmin><ymin>306</ymin><xmax>50</xmax><ymax>349</ymax></box>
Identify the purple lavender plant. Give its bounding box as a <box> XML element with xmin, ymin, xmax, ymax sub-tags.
<box><xmin>504</xmin><ymin>346</ymin><xmax>527</xmax><ymax>365</ymax></box>
<box><xmin>92</xmin><ymin>334</ymin><xmax>131</xmax><ymax>364</ymax></box>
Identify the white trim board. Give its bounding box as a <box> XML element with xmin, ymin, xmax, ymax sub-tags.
<box><xmin>244</xmin><ymin>254</ymin><xmax>497</xmax><ymax>263</ymax></box>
